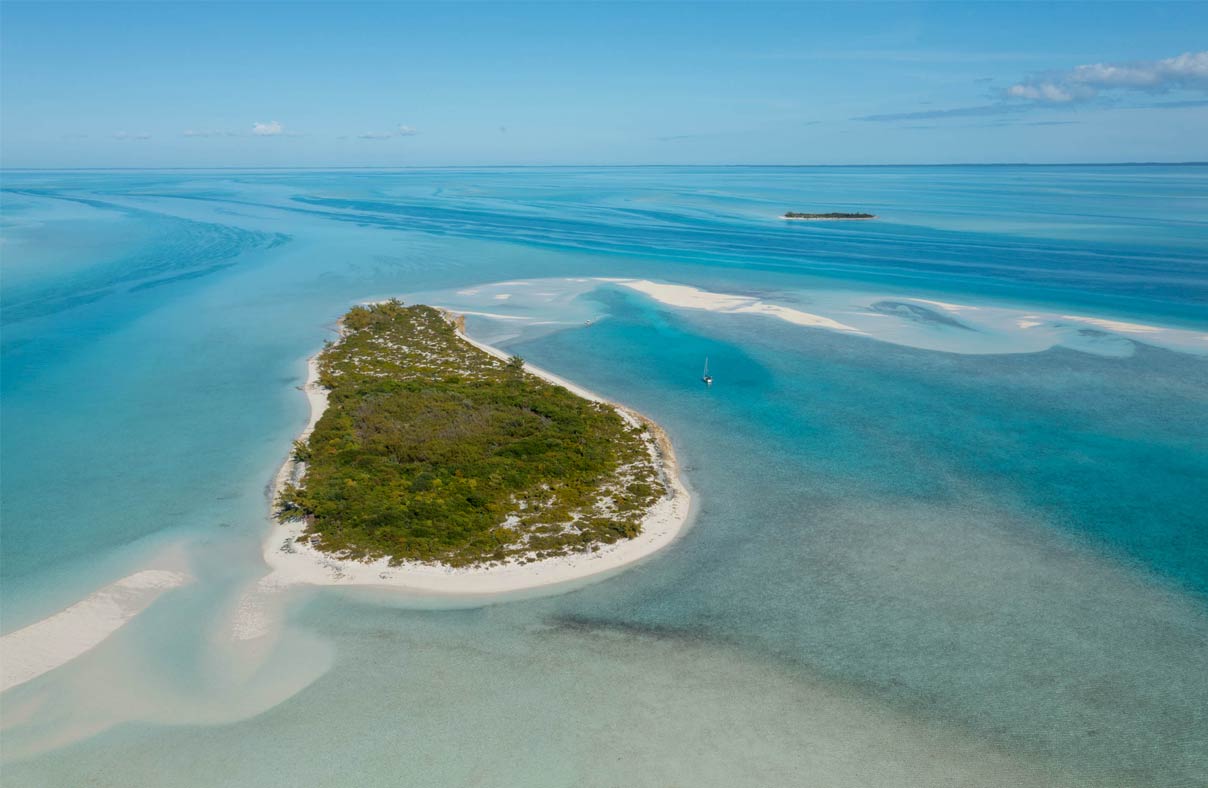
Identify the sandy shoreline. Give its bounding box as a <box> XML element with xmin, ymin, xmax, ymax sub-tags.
<box><xmin>260</xmin><ymin>312</ymin><xmax>693</xmax><ymax>595</ymax></box>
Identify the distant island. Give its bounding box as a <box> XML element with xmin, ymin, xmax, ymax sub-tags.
<box><xmin>782</xmin><ymin>211</ymin><xmax>876</xmax><ymax>220</ymax></box>
<box><xmin>266</xmin><ymin>300</ymin><xmax>690</xmax><ymax>592</ymax></box>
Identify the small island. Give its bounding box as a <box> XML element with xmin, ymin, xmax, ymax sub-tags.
<box><xmin>782</xmin><ymin>211</ymin><xmax>876</xmax><ymax>220</ymax></box>
<box><xmin>264</xmin><ymin>300</ymin><xmax>690</xmax><ymax>593</ymax></box>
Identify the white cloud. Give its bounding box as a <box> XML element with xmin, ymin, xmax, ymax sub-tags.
<box><xmin>251</xmin><ymin>120</ymin><xmax>285</xmax><ymax>136</ymax></box>
<box><xmin>1005</xmin><ymin>82</ymin><xmax>1082</xmax><ymax>103</ymax></box>
<box><xmin>113</xmin><ymin>131</ymin><xmax>151</xmax><ymax>140</ymax></box>
<box><xmin>1007</xmin><ymin>50</ymin><xmax>1208</xmax><ymax>104</ymax></box>
<box><xmin>357</xmin><ymin>123</ymin><xmax>419</xmax><ymax>140</ymax></box>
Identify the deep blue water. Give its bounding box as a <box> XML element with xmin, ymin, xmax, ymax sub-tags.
<box><xmin>1</xmin><ymin>167</ymin><xmax>1206</xmax><ymax>786</ymax></box>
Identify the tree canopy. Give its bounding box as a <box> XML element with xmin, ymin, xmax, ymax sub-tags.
<box><xmin>278</xmin><ymin>302</ymin><xmax>664</xmax><ymax>567</ymax></box>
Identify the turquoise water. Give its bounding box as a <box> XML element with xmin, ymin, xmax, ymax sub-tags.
<box><xmin>2</xmin><ymin>167</ymin><xmax>1207</xmax><ymax>786</ymax></box>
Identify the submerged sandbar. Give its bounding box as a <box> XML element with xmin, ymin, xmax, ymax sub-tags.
<box><xmin>264</xmin><ymin>301</ymin><xmax>690</xmax><ymax>594</ymax></box>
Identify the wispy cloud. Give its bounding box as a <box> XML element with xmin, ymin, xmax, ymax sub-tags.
<box><xmin>1141</xmin><ymin>98</ymin><xmax>1208</xmax><ymax>109</ymax></box>
<box><xmin>756</xmin><ymin>49</ymin><xmax>1054</xmax><ymax>65</ymax></box>
<box><xmin>183</xmin><ymin>123</ymin><xmax>299</xmax><ymax>138</ymax></box>
<box><xmin>901</xmin><ymin>118</ymin><xmax>1084</xmax><ymax>130</ymax></box>
<box><xmin>1006</xmin><ymin>51</ymin><xmax>1208</xmax><ymax>103</ymax></box>
<box><xmin>854</xmin><ymin>104</ymin><xmax>1024</xmax><ymax>122</ymax></box>
<box><xmin>973</xmin><ymin>119</ymin><xmax>1084</xmax><ymax>129</ymax></box>
<box><xmin>656</xmin><ymin>133</ymin><xmax>708</xmax><ymax>142</ymax></box>
<box><xmin>356</xmin><ymin>124</ymin><xmax>419</xmax><ymax>140</ymax></box>
<box><xmin>252</xmin><ymin>120</ymin><xmax>285</xmax><ymax>136</ymax></box>
<box><xmin>113</xmin><ymin>130</ymin><xmax>151</xmax><ymax>141</ymax></box>
<box><xmin>656</xmin><ymin>130</ymin><xmax>749</xmax><ymax>143</ymax></box>
<box><xmin>857</xmin><ymin>50</ymin><xmax>1208</xmax><ymax>124</ymax></box>
<box><xmin>183</xmin><ymin>129</ymin><xmax>236</xmax><ymax>138</ymax></box>
<box><xmin>657</xmin><ymin>122</ymin><xmax>821</xmax><ymax>142</ymax></box>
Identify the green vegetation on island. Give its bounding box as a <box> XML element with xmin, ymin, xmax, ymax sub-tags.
<box><xmin>782</xmin><ymin>211</ymin><xmax>876</xmax><ymax>220</ymax></box>
<box><xmin>277</xmin><ymin>301</ymin><xmax>665</xmax><ymax>567</ymax></box>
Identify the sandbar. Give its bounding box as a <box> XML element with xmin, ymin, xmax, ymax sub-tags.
<box><xmin>1</xmin><ymin>569</ymin><xmax>190</xmax><ymax>692</ymax></box>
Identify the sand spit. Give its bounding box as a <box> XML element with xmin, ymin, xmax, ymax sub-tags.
<box><xmin>1</xmin><ymin>570</ymin><xmax>191</xmax><ymax>692</ymax></box>
<box><xmin>606</xmin><ymin>278</ymin><xmax>865</xmax><ymax>333</ymax></box>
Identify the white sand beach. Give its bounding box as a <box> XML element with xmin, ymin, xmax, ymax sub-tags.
<box><xmin>259</xmin><ymin>314</ymin><xmax>693</xmax><ymax>596</ymax></box>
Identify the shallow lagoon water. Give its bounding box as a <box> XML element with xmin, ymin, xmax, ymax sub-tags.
<box><xmin>2</xmin><ymin>167</ymin><xmax>1207</xmax><ymax>786</ymax></box>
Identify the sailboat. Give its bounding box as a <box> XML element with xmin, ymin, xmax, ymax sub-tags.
<box><xmin>701</xmin><ymin>357</ymin><xmax>713</xmax><ymax>387</ymax></box>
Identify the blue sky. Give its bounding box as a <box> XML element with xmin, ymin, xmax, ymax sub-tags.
<box><xmin>2</xmin><ymin>1</ymin><xmax>1206</xmax><ymax>167</ymax></box>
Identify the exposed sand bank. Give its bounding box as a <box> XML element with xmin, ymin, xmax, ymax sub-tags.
<box><xmin>260</xmin><ymin>313</ymin><xmax>692</xmax><ymax>596</ymax></box>
<box><xmin>1</xmin><ymin>569</ymin><xmax>191</xmax><ymax>692</ymax></box>
<box><xmin>597</xmin><ymin>277</ymin><xmax>1208</xmax><ymax>356</ymax></box>
<box><xmin>605</xmin><ymin>278</ymin><xmax>865</xmax><ymax>333</ymax></box>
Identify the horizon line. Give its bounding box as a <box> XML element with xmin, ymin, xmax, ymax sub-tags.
<box><xmin>3</xmin><ymin>161</ymin><xmax>1208</xmax><ymax>173</ymax></box>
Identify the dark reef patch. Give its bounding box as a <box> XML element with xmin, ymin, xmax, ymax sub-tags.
<box><xmin>869</xmin><ymin>300</ymin><xmax>973</xmax><ymax>330</ymax></box>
